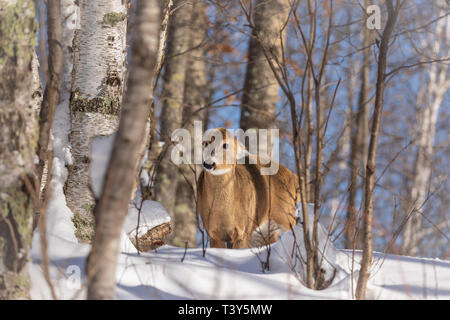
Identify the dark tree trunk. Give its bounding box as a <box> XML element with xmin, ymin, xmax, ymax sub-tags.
<box><xmin>171</xmin><ymin>0</ymin><xmax>207</xmax><ymax>247</ymax></box>
<box><xmin>154</xmin><ymin>0</ymin><xmax>193</xmax><ymax>241</ymax></box>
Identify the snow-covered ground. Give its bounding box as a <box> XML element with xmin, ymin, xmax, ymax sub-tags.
<box><xmin>29</xmin><ymin>195</ymin><xmax>450</xmax><ymax>300</ymax></box>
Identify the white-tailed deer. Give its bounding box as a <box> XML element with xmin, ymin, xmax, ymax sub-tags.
<box><xmin>197</xmin><ymin>128</ymin><xmax>298</xmax><ymax>248</ymax></box>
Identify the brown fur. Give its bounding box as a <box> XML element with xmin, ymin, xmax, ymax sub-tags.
<box><xmin>197</xmin><ymin>128</ymin><xmax>298</xmax><ymax>248</ymax></box>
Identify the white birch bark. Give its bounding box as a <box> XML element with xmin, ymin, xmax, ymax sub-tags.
<box><xmin>65</xmin><ymin>0</ymin><xmax>127</xmax><ymax>242</ymax></box>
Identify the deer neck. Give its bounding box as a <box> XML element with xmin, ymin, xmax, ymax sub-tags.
<box><xmin>203</xmin><ymin>168</ymin><xmax>235</xmax><ymax>193</ymax></box>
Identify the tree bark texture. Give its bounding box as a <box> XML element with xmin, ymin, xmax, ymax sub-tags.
<box><xmin>239</xmin><ymin>0</ymin><xmax>290</xmax><ymax>131</ymax></box>
<box><xmin>65</xmin><ymin>0</ymin><xmax>127</xmax><ymax>242</ymax></box>
<box><xmin>0</xmin><ymin>0</ymin><xmax>40</xmax><ymax>299</ymax></box>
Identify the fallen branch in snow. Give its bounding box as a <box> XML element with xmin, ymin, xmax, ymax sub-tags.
<box><xmin>130</xmin><ymin>222</ymin><xmax>172</xmax><ymax>252</ymax></box>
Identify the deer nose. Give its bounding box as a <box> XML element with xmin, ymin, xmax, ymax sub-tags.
<box><xmin>203</xmin><ymin>161</ymin><xmax>216</xmax><ymax>170</ymax></box>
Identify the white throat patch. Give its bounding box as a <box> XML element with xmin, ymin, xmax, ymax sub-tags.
<box><xmin>207</xmin><ymin>168</ymin><xmax>231</xmax><ymax>176</ymax></box>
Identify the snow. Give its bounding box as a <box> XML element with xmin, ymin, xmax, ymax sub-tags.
<box><xmin>125</xmin><ymin>196</ymin><xmax>171</xmax><ymax>238</ymax></box>
<box><xmin>90</xmin><ymin>134</ymin><xmax>151</xmax><ymax>197</ymax></box>
<box><xmin>30</xmin><ymin>215</ymin><xmax>450</xmax><ymax>299</ymax></box>
<box><xmin>90</xmin><ymin>133</ymin><xmax>115</xmax><ymax>198</ymax></box>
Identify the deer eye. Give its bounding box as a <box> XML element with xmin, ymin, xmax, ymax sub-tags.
<box><xmin>223</xmin><ymin>143</ymin><xmax>228</xmax><ymax>150</ymax></box>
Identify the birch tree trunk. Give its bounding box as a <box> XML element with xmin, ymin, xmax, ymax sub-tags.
<box><xmin>240</xmin><ymin>0</ymin><xmax>290</xmax><ymax>134</ymax></box>
<box><xmin>87</xmin><ymin>0</ymin><xmax>160</xmax><ymax>299</ymax></box>
<box><xmin>154</xmin><ymin>0</ymin><xmax>192</xmax><ymax>239</ymax></box>
<box><xmin>402</xmin><ymin>6</ymin><xmax>449</xmax><ymax>255</ymax></box>
<box><xmin>65</xmin><ymin>0</ymin><xmax>127</xmax><ymax>242</ymax></box>
<box><xmin>172</xmin><ymin>0</ymin><xmax>207</xmax><ymax>247</ymax></box>
<box><xmin>0</xmin><ymin>0</ymin><xmax>40</xmax><ymax>299</ymax></box>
